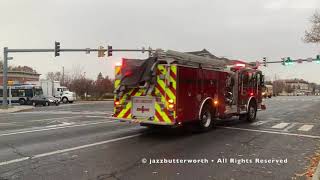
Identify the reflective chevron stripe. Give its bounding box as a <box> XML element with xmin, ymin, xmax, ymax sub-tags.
<box><xmin>113</xmin><ymin>64</ymin><xmax>177</xmax><ymax>125</ymax></box>
<box><xmin>155</xmin><ymin>64</ymin><xmax>177</xmax><ymax>123</ymax></box>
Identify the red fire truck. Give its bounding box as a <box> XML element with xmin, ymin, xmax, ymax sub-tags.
<box><xmin>112</xmin><ymin>50</ymin><xmax>266</xmax><ymax>131</ymax></box>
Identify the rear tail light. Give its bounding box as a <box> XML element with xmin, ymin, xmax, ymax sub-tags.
<box><xmin>114</xmin><ymin>100</ymin><xmax>120</xmax><ymax>107</ymax></box>
<box><xmin>168</xmin><ymin>99</ymin><xmax>175</xmax><ymax>111</ymax></box>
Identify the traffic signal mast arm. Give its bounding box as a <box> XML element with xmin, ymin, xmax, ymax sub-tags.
<box><xmin>256</xmin><ymin>56</ymin><xmax>320</xmax><ymax>65</ymax></box>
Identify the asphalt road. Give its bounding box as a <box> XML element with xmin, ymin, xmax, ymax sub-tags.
<box><xmin>0</xmin><ymin>97</ymin><xmax>319</xmax><ymax>180</ymax></box>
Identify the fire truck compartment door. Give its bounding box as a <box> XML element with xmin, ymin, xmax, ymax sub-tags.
<box><xmin>131</xmin><ymin>97</ymin><xmax>155</xmax><ymax>118</ymax></box>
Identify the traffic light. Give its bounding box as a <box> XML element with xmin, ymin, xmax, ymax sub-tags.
<box><xmin>107</xmin><ymin>46</ymin><xmax>113</xmax><ymax>57</ymax></box>
<box><xmin>316</xmin><ymin>55</ymin><xmax>320</xmax><ymax>64</ymax></box>
<box><xmin>285</xmin><ymin>57</ymin><xmax>293</xmax><ymax>65</ymax></box>
<box><xmin>54</xmin><ymin>41</ymin><xmax>60</xmax><ymax>57</ymax></box>
<box><xmin>98</xmin><ymin>46</ymin><xmax>105</xmax><ymax>57</ymax></box>
<box><xmin>281</xmin><ymin>58</ymin><xmax>286</xmax><ymax>66</ymax></box>
<box><xmin>263</xmin><ymin>57</ymin><xmax>267</xmax><ymax>67</ymax></box>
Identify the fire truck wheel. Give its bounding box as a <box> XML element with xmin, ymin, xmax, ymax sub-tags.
<box><xmin>198</xmin><ymin>104</ymin><xmax>215</xmax><ymax>131</ymax></box>
<box><xmin>239</xmin><ymin>102</ymin><xmax>257</xmax><ymax>122</ymax></box>
<box><xmin>247</xmin><ymin>102</ymin><xmax>257</xmax><ymax>122</ymax></box>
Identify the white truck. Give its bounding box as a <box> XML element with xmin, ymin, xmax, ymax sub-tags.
<box><xmin>27</xmin><ymin>80</ymin><xmax>76</xmax><ymax>103</ymax></box>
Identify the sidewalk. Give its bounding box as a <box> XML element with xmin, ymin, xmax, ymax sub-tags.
<box><xmin>314</xmin><ymin>162</ymin><xmax>320</xmax><ymax>180</ymax></box>
<box><xmin>0</xmin><ymin>106</ymin><xmax>34</xmax><ymax>113</ymax></box>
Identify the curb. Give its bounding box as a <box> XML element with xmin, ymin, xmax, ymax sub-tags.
<box><xmin>0</xmin><ymin>106</ymin><xmax>34</xmax><ymax>114</ymax></box>
<box><xmin>314</xmin><ymin>162</ymin><xmax>320</xmax><ymax>180</ymax></box>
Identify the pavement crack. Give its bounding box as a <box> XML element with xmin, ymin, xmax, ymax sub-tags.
<box><xmin>5</xmin><ymin>143</ymin><xmax>33</xmax><ymax>159</ymax></box>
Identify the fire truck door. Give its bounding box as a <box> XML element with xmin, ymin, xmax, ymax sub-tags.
<box><xmin>177</xmin><ymin>67</ymin><xmax>199</xmax><ymax>121</ymax></box>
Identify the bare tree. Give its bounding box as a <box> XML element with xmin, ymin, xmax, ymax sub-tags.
<box><xmin>46</xmin><ymin>72</ymin><xmax>62</xmax><ymax>81</ymax></box>
<box><xmin>304</xmin><ymin>11</ymin><xmax>320</xmax><ymax>44</ymax></box>
<box><xmin>273</xmin><ymin>80</ymin><xmax>285</xmax><ymax>95</ymax></box>
<box><xmin>70</xmin><ymin>64</ymin><xmax>85</xmax><ymax>80</ymax></box>
<box><xmin>285</xmin><ymin>84</ymin><xmax>294</xmax><ymax>94</ymax></box>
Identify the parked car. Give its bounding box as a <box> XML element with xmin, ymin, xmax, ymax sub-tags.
<box><xmin>31</xmin><ymin>95</ymin><xmax>60</xmax><ymax>106</ymax></box>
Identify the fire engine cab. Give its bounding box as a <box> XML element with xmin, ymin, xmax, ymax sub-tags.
<box><xmin>112</xmin><ymin>49</ymin><xmax>266</xmax><ymax>131</ymax></box>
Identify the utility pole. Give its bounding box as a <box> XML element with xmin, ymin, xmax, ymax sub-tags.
<box><xmin>62</xmin><ymin>66</ymin><xmax>65</xmax><ymax>86</ymax></box>
<box><xmin>2</xmin><ymin>47</ymin><xmax>8</xmax><ymax>107</ymax></box>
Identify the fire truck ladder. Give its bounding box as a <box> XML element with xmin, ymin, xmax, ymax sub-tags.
<box><xmin>156</xmin><ymin>49</ymin><xmax>228</xmax><ymax>69</ymax></box>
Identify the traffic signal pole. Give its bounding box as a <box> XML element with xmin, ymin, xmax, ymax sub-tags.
<box><xmin>2</xmin><ymin>47</ymin><xmax>8</xmax><ymax>107</ymax></box>
<box><xmin>1</xmin><ymin>43</ymin><xmax>154</xmax><ymax>108</ymax></box>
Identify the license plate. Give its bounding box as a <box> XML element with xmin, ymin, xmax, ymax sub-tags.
<box><xmin>131</xmin><ymin>97</ymin><xmax>155</xmax><ymax>118</ymax></box>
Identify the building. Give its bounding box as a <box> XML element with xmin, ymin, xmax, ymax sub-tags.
<box><xmin>0</xmin><ymin>71</ymin><xmax>41</xmax><ymax>86</ymax></box>
<box><xmin>284</xmin><ymin>79</ymin><xmax>311</xmax><ymax>95</ymax></box>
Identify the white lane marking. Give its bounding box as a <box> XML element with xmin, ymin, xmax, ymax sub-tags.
<box><xmin>29</xmin><ymin>116</ymin><xmax>82</xmax><ymax>122</ymax></box>
<box><xmin>0</xmin><ymin>120</ymin><xmax>115</xmax><ymax>137</ymax></box>
<box><xmin>0</xmin><ymin>133</ymin><xmax>141</xmax><ymax>167</ymax></box>
<box><xmin>251</xmin><ymin>121</ymin><xmax>268</xmax><ymax>126</ymax></box>
<box><xmin>219</xmin><ymin>126</ymin><xmax>320</xmax><ymax>139</ymax></box>
<box><xmin>271</xmin><ymin>123</ymin><xmax>290</xmax><ymax>129</ymax></box>
<box><xmin>45</xmin><ymin>122</ymin><xmax>75</xmax><ymax>128</ymax></box>
<box><xmin>12</xmin><ymin>111</ymin><xmax>113</xmax><ymax>115</ymax></box>
<box><xmin>267</xmin><ymin>117</ymin><xmax>282</xmax><ymax>121</ymax></box>
<box><xmin>298</xmin><ymin>125</ymin><xmax>314</xmax><ymax>132</ymax></box>
<box><xmin>0</xmin><ymin>123</ymin><xmax>16</xmax><ymax>126</ymax></box>
<box><xmin>58</xmin><ymin>101</ymin><xmax>112</xmax><ymax>106</ymax></box>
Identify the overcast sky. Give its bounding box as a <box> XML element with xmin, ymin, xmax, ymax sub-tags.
<box><xmin>0</xmin><ymin>0</ymin><xmax>319</xmax><ymax>83</ymax></box>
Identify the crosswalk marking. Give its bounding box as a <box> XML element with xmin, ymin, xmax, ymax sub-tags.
<box><xmin>271</xmin><ymin>123</ymin><xmax>290</xmax><ymax>129</ymax></box>
<box><xmin>283</xmin><ymin>123</ymin><xmax>297</xmax><ymax>131</ymax></box>
<box><xmin>251</xmin><ymin>121</ymin><xmax>268</xmax><ymax>126</ymax></box>
<box><xmin>298</xmin><ymin>125</ymin><xmax>314</xmax><ymax>131</ymax></box>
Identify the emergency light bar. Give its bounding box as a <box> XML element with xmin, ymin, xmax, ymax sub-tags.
<box><xmin>235</xmin><ymin>63</ymin><xmax>246</xmax><ymax>67</ymax></box>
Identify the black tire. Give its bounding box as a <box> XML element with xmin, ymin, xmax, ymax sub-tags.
<box><xmin>62</xmin><ymin>97</ymin><xmax>68</xmax><ymax>104</ymax></box>
<box><xmin>198</xmin><ymin>104</ymin><xmax>215</xmax><ymax>132</ymax></box>
<box><xmin>32</xmin><ymin>101</ymin><xmax>37</xmax><ymax>107</ymax></box>
<box><xmin>19</xmin><ymin>98</ymin><xmax>26</xmax><ymax>105</ymax></box>
<box><xmin>239</xmin><ymin>101</ymin><xmax>257</xmax><ymax>122</ymax></box>
<box><xmin>247</xmin><ymin>101</ymin><xmax>257</xmax><ymax>122</ymax></box>
<box><xmin>44</xmin><ymin>101</ymin><xmax>49</xmax><ymax>106</ymax></box>
<box><xmin>55</xmin><ymin>102</ymin><xmax>60</xmax><ymax>106</ymax></box>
